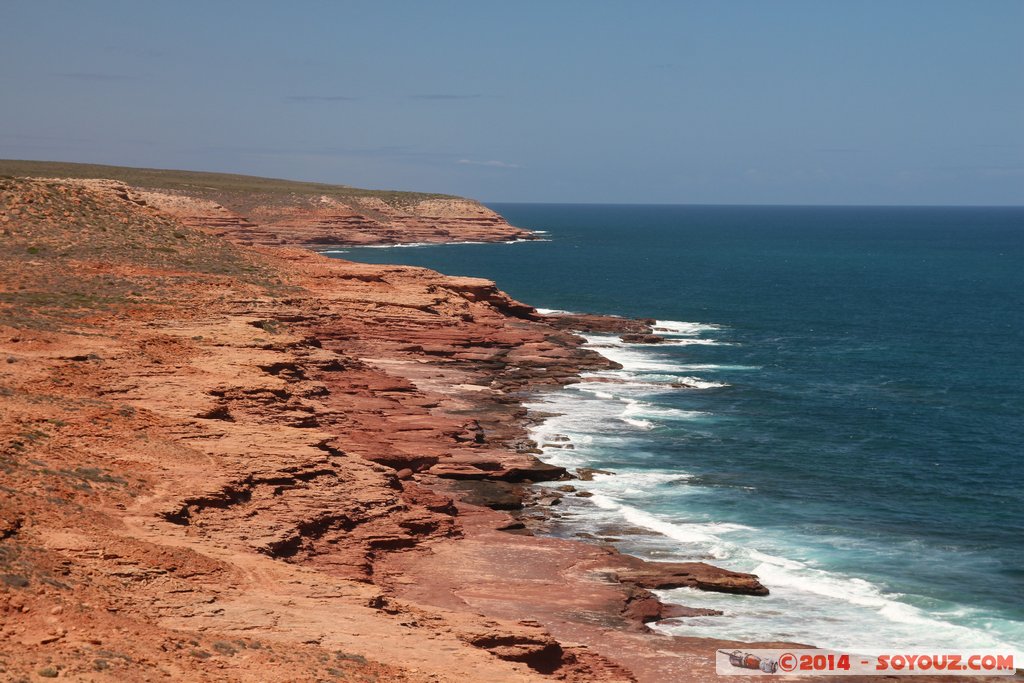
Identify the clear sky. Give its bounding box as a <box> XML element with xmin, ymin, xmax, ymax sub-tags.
<box><xmin>2</xmin><ymin>1</ymin><xmax>1022</xmax><ymax>205</ymax></box>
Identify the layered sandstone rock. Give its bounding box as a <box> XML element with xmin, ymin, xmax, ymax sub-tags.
<box><xmin>611</xmin><ymin>558</ymin><xmax>769</xmax><ymax>596</ymax></box>
<box><xmin>138</xmin><ymin>186</ymin><xmax>534</xmax><ymax>247</ymax></box>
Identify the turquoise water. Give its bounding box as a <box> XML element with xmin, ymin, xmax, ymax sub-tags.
<box><xmin>327</xmin><ymin>204</ymin><xmax>1024</xmax><ymax>656</ymax></box>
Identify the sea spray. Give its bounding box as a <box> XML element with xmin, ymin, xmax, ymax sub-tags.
<box><xmin>525</xmin><ymin>322</ymin><xmax>1024</xmax><ymax>658</ymax></box>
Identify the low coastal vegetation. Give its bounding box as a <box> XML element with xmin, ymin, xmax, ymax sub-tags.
<box><xmin>0</xmin><ymin>159</ymin><xmax>453</xmax><ymax>214</ymax></box>
<box><xmin>0</xmin><ymin>176</ymin><xmax>287</xmax><ymax>330</ymax></box>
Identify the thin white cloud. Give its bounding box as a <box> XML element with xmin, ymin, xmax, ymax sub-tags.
<box><xmin>412</xmin><ymin>94</ymin><xmax>481</xmax><ymax>100</ymax></box>
<box><xmin>284</xmin><ymin>95</ymin><xmax>358</xmax><ymax>103</ymax></box>
<box><xmin>457</xmin><ymin>158</ymin><xmax>521</xmax><ymax>169</ymax></box>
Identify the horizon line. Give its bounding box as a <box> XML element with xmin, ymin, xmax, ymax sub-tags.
<box><xmin>3</xmin><ymin>158</ymin><xmax>1021</xmax><ymax>209</ymax></box>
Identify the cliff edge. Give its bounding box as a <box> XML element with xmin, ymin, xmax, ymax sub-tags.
<box><xmin>0</xmin><ymin>160</ymin><xmax>535</xmax><ymax>247</ymax></box>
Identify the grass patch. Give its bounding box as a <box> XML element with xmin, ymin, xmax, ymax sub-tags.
<box><xmin>35</xmin><ymin>466</ymin><xmax>128</xmax><ymax>486</ymax></box>
<box><xmin>66</xmin><ymin>466</ymin><xmax>126</xmax><ymax>484</ymax></box>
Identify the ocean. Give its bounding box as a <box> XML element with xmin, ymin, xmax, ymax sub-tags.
<box><xmin>326</xmin><ymin>203</ymin><xmax>1024</xmax><ymax>657</ymax></box>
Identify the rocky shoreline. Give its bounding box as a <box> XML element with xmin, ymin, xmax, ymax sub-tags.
<box><xmin>2</xmin><ymin>175</ymin><xmax>1001</xmax><ymax>682</ymax></box>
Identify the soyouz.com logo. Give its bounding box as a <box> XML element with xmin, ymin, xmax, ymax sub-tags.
<box><xmin>716</xmin><ymin>649</ymin><xmax>1017</xmax><ymax>676</ymax></box>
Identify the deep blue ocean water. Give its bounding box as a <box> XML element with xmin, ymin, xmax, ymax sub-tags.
<box><xmin>327</xmin><ymin>204</ymin><xmax>1024</xmax><ymax>655</ymax></box>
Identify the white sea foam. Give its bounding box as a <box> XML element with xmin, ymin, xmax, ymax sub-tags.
<box><xmin>580</xmin><ymin>333</ymin><xmax>632</xmax><ymax>345</ymax></box>
<box><xmin>620</xmin><ymin>416</ymin><xmax>655</xmax><ymax>429</ymax></box>
<box><xmin>535</xmin><ymin>307</ymin><xmax>576</xmax><ymax>315</ymax></box>
<box><xmin>653</xmin><ymin>320</ymin><xmax>722</xmax><ymax>336</ymax></box>
<box><xmin>527</xmin><ymin>386</ymin><xmax>1023</xmax><ymax>656</ymax></box>
<box><xmin>596</xmin><ymin>354</ymin><xmax>689</xmax><ymax>374</ymax></box>
<box><xmin>734</xmin><ymin>558</ymin><xmax>1024</xmax><ymax>657</ymax></box>
<box><xmin>746</xmin><ymin>549</ymin><xmax>808</xmax><ymax>571</ymax></box>
<box><xmin>583</xmin><ymin>335</ymin><xmax>733</xmax><ymax>376</ymax></box>
<box><xmin>572</xmin><ymin>387</ymin><xmax>679</xmax><ymax>420</ymax></box>
<box><xmin>318</xmin><ymin>249</ymin><xmax>350</xmax><ymax>254</ymax></box>
<box><xmin>581</xmin><ymin>336</ymin><xmax>694</xmax><ymax>371</ymax></box>
<box><xmin>575</xmin><ymin>372</ymin><xmax>690</xmax><ymax>388</ymax></box>
<box><xmin>661</xmin><ymin>338</ymin><xmax>732</xmax><ymax>346</ymax></box>
<box><xmin>582</xmin><ymin>488</ymin><xmax>1024</xmax><ymax>657</ymax></box>
<box><xmin>621</xmin><ymin>400</ymin><xmax>709</xmax><ymax>422</ymax></box>
<box><xmin>589</xmin><ymin>495</ymin><xmax>751</xmax><ymax>544</ymax></box>
<box><xmin>525</xmin><ymin>313</ymin><xmax>1024</xmax><ymax>660</ymax></box>
<box><xmin>530</xmin><ymin>421</ymin><xmax>1024</xmax><ymax>659</ymax></box>
<box><xmin>358</xmin><ymin>241</ymin><xmax>436</xmax><ymax>248</ymax></box>
<box><xmin>585</xmin><ymin>389</ymin><xmax>616</xmax><ymax>400</ymax></box>
<box><xmin>673</xmin><ymin>364</ymin><xmax>761</xmax><ymax>372</ymax></box>
<box><xmin>678</xmin><ymin>377</ymin><xmax>729</xmax><ymax>389</ymax></box>
<box><xmin>525</xmin><ymin>322</ymin><xmax>730</xmax><ymax>465</ymax></box>
<box><xmin>611</xmin><ymin>337</ymin><xmax>730</xmax><ymax>347</ymax></box>
<box><xmin>581</xmin><ymin>372</ymin><xmax>727</xmax><ymax>391</ymax></box>
<box><xmin>585</xmin><ymin>470</ymin><xmax>693</xmax><ymax>487</ymax></box>
<box><xmin>355</xmin><ymin>238</ymin><xmax>543</xmax><ymax>249</ymax></box>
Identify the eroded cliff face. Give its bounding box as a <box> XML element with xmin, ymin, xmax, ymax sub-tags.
<box><xmin>1</xmin><ymin>159</ymin><xmax>537</xmax><ymax>249</ymax></box>
<box><xmin>128</xmin><ymin>182</ymin><xmax>533</xmax><ymax>247</ymax></box>
<box><xmin>0</xmin><ymin>178</ymin><xmax>788</xmax><ymax>682</ymax></box>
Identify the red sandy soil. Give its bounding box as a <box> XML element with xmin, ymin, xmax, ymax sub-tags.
<box><xmin>1</xmin><ymin>178</ymin><xmax>1013</xmax><ymax>682</ymax></box>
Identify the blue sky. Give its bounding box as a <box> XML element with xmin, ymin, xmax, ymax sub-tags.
<box><xmin>2</xmin><ymin>1</ymin><xmax>1022</xmax><ymax>204</ymax></box>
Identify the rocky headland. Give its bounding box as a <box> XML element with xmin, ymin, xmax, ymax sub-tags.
<box><xmin>0</xmin><ymin>161</ymin><xmax>535</xmax><ymax>248</ymax></box>
<box><xmin>2</xmin><ymin>168</ymin><xmax>995</xmax><ymax>681</ymax></box>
